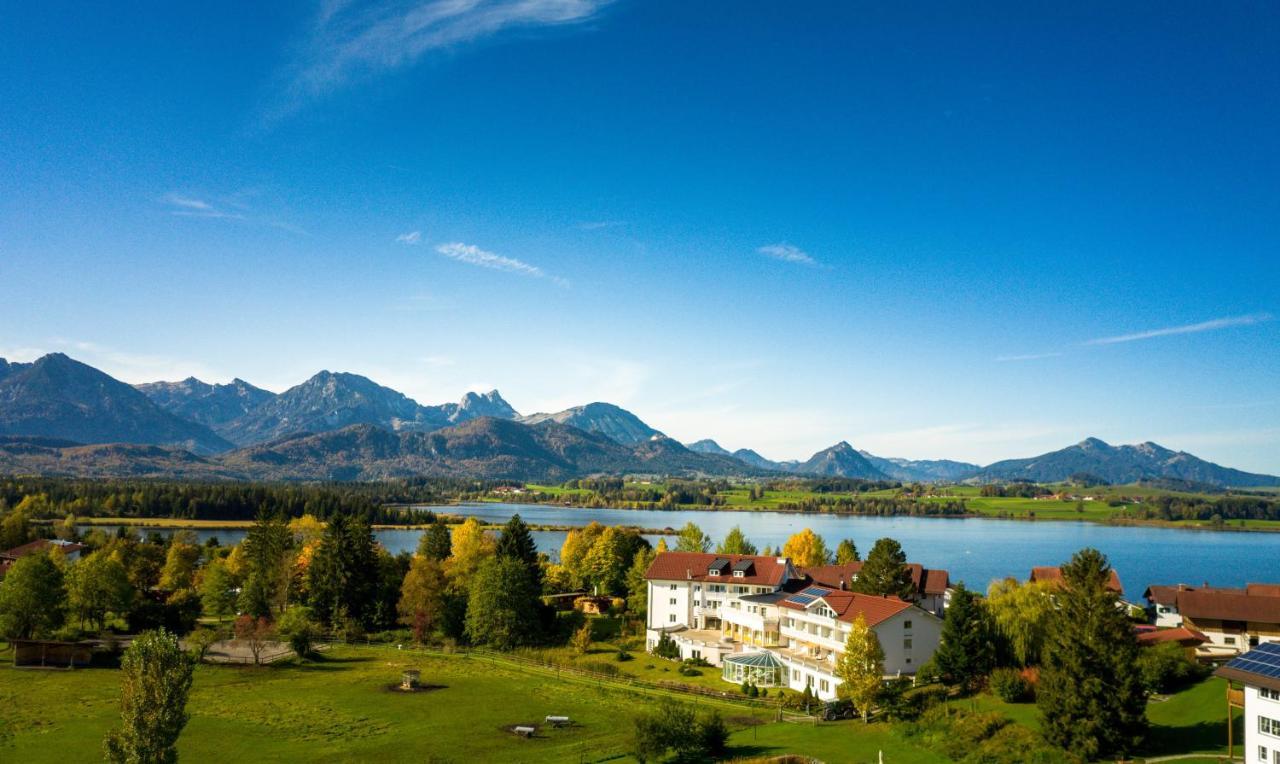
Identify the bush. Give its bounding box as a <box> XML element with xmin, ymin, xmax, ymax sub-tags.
<box><xmin>683</xmin><ymin>656</ymin><xmax>711</xmax><ymax>668</ymax></box>
<box><xmin>276</xmin><ymin>606</ymin><xmax>320</xmax><ymax>658</ymax></box>
<box><xmin>615</xmin><ymin>649</ymin><xmax>632</xmax><ymax>662</ymax></box>
<box><xmin>990</xmin><ymin>667</ymin><xmax>1034</xmax><ymax>703</ymax></box>
<box><xmin>631</xmin><ymin>703</ymin><xmax>726</xmax><ymax>763</ymax></box>
<box><xmin>677</xmin><ymin>665</ymin><xmax>701</xmax><ymax>677</ymax></box>
<box><xmin>653</xmin><ymin>632</ymin><xmax>680</xmax><ymax>660</ymax></box>
<box><xmin>915</xmin><ymin>656</ymin><xmax>941</xmax><ymax>685</ymax></box>
<box><xmin>1137</xmin><ymin>642</ymin><xmax>1208</xmax><ymax>694</ymax></box>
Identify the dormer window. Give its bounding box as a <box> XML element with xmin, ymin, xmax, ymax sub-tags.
<box><xmin>733</xmin><ymin>570</ymin><xmax>744</xmax><ymax>578</ymax></box>
<box><xmin>709</xmin><ymin>569</ymin><xmax>720</xmax><ymax>576</ymax></box>
<box><xmin>708</xmin><ymin>558</ymin><xmax>730</xmax><ymax>577</ymax></box>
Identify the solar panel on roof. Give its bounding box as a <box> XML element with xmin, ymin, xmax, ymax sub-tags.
<box><xmin>800</xmin><ymin>586</ymin><xmax>833</xmax><ymax>597</ymax></box>
<box><xmin>709</xmin><ymin>558</ymin><xmax>730</xmax><ymax>572</ymax></box>
<box><xmin>732</xmin><ymin>559</ymin><xmax>754</xmax><ymax>572</ymax></box>
<box><xmin>1223</xmin><ymin>642</ymin><xmax>1280</xmax><ymax>679</ymax></box>
<box><xmin>785</xmin><ymin>594</ymin><xmax>816</xmax><ymax>605</ymax></box>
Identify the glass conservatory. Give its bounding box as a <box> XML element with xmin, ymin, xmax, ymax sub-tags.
<box><xmin>721</xmin><ymin>651</ymin><xmax>785</xmax><ymax>687</ymax></box>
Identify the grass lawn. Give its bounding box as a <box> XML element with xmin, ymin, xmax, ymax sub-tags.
<box><xmin>0</xmin><ymin>642</ymin><xmax>943</xmax><ymax>763</ymax></box>
<box><xmin>727</xmin><ymin>719</ymin><xmax>946</xmax><ymax>764</ymax></box>
<box><xmin>940</xmin><ymin>676</ymin><xmax>1239</xmax><ymax>762</ymax></box>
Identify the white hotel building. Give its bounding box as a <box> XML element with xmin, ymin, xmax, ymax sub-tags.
<box><xmin>1217</xmin><ymin>641</ymin><xmax>1280</xmax><ymax>764</ymax></box>
<box><xmin>644</xmin><ymin>552</ymin><xmax>944</xmax><ymax>701</ymax></box>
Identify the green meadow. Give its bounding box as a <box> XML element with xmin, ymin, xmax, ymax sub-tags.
<box><xmin>0</xmin><ymin>641</ymin><xmax>1236</xmax><ymax>763</ymax></box>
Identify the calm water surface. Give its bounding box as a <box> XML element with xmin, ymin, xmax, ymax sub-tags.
<box><xmin>88</xmin><ymin>502</ymin><xmax>1280</xmax><ymax>595</ymax></box>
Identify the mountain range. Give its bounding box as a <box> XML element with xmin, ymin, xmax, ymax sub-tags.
<box><xmin>0</xmin><ymin>352</ymin><xmax>1276</xmax><ymax>487</ymax></box>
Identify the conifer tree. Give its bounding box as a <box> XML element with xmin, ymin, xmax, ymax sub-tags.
<box><xmin>674</xmin><ymin>522</ymin><xmax>712</xmax><ymax>553</ymax></box>
<box><xmin>932</xmin><ymin>583</ymin><xmax>996</xmax><ymax>692</ymax></box>
<box><xmin>716</xmin><ymin>526</ymin><xmax>758</xmax><ymax>555</ymax></box>
<box><xmin>835</xmin><ymin>539</ymin><xmax>860</xmax><ymax>564</ymax></box>
<box><xmin>850</xmin><ymin>538</ymin><xmax>913</xmax><ymax>598</ymax></box>
<box><xmin>495</xmin><ymin>513</ymin><xmax>541</xmax><ymax>588</ymax></box>
<box><xmin>417</xmin><ymin>520</ymin><xmax>452</xmax><ymax>561</ymax></box>
<box><xmin>1037</xmin><ymin>548</ymin><xmax>1147</xmax><ymax>758</ymax></box>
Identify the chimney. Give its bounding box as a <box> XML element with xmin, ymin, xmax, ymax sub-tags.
<box><xmin>839</xmin><ymin>576</ymin><xmax>846</xmax><ymax>591</ymax></box>
<box><xmin>686</xmin><ymin>568</ymin><xmax>692</xmax><ymax>580</ymax></box>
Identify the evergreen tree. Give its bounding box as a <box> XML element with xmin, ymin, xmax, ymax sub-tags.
<box><xmin>716</xmin><ymin>526</ymin><xmax>758</xmax><ymax>555</ymax></box>
<box><xmin>835</xmin><ymin>612</ymin><xmax>884</xmax><ymax>723</ymax></box>
<box><xmin>0</xmin><ymin>551</ymin><xmax>66</xmax><ymax>639</ymax></box>
<box><xmin>239</xmin><ymin>511</ymin><xmax>292</xmax><ymax>617</ymax></box>
<box><xmin>674</xmin><ymin>522</ymin><xmax>711</xmax><ymax>553</ymax></box>
<box><xmin>850</xmin><ymin>538</ymin><xmax>913</xmax><ymax>598</ymax></box>
<box><xmin>932</xmin><ymin>583</ymin><xmax>997</xmax><ymax>692</ymax></box>
<box><xmin>495</xmin><ymin>514</ymin><xmax>541</xmax><ymax>588</ymax></box>
<box><xmin>464</xmin><ymin>556</ymin><xmax>542</xmax><ymax>649</ymax></box>
<box><xmin>104</xmin><ymin>629</ymin><xmax>194</xmax><ymax>764</ymax></box>
<box><xmin>1037</xmin><ymin>548</ymin><xmax>1147</xmax><ymax>759</ymax></box>
<box><xmin>417</xmin><ymin>520</ymin><xmax>452</xmax><ymax>561</ymax></box>
<box><xmin>835</xmin><ymin>539</ymin><xmax>860</xmax><ymax>564</ymax></box>
<box><xmin>307</xmin><ymin>515</ymin><xmax>379</xmax><ymax>628</ymax></box>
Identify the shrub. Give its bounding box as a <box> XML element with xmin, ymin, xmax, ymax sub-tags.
<box><xmin>615</xmin><ymin>650</ymin><xmax>632</xmax><ymax>662</ymax></box>
<box><xmin>990</xmin><ymin>667</ymin><xmax>1034</xmax><ymax>703</ymax></box>
<box><xmin>1137</xmin><ymin>642</ymin><xmax>1208</xmax><ymax>694</ymax></box>
<box><xmin>653</xmin><ymin>632</ymin><xmax>680</xmax><ymax>660</ymax></box>
<box><xmin>677</xmin><ymin>665</ymin><xmax>701</xmax><ymax>677</ymax></box>
<box><xmin>683</xmin><ymin>656</ymin><xmax>711</xmax><ymax>668</ymax></box>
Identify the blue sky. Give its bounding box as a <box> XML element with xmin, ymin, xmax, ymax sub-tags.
<box><xmin>2</xmin><ymin>1</ymin><xmax>1278</xmax><ymax>471</ymax></box>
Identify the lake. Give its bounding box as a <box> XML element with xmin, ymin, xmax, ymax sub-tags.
<box><xmin>87</xmin><ymin>502</ymin><xmax>1280</xmax><ymax>596</ymax></box>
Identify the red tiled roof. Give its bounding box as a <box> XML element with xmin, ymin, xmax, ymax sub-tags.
<box><xmin>1136</xmin><ymin>627</ymin><xmax>1207</xmax><ymax>648</ymax></box>
<box><xmin>1</xmin><ymin>538</ymin><xmax>86</xmax><ymax>560</ymax></box>
<box><xmin>1030</xmin><ymin>566</ymin><xmax>1123</xmax><ymax>594</ymax></box>
<box><xmin>645</xmin><ymin>552</ymin><xmax>795</xmax><ymax>586</ymax></box>
<box><xmin>1247</xmin><ymin>583</ymin><xmax>1280</xmax><ymax>597</ymax></box>
<box><xmin>1176</xmin><ymin>588</ymin><xmax>1280</xmax><ymax>624</ymax></box>
<box><xmin>801</xmin><ymin>561</ymin><xmax>950</xmax><ymax>596</ymax></box>
<box><xmin>779</xmin><ymin>589</ymin><xmax>914</xmax><ymax>627</ymax></box>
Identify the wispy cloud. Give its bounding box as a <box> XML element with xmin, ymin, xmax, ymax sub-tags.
<box><xmin>434</xmin><ymin>241</ymin><xmax>567</xmax><ymax>286</ymax></box>
<box><xmin>272</xmin><ymin>0</ymin><xmax>613</xmax><ymax>118</ymax></box>
<box><xmin>1084</xmin><ymin>313</ymin><xmax>1273</xmax><ymax>346</ymax></box>
<box><xmin>162</xmin><ymin>194</ymin><xmax>246</xmax><ymax>221</ymax></box>
<box><xmin>576</xmin><ymin>220</ymin><xmax>624</xmax><ymax>231</ymax></box>
<box><xmin>161</xmin><ymin>192</ymin><xmax>304</xmax><ymax>233</ymax></box>
<box><xmin>996</xmin><ymin>351</ymin><xmax>1064</xmax><ymax>362</ymax></box>
<box><xmin>757</xmin><ymin>242</ymin><xmax>818</xmax><ymax>266</ymax></box>
<box><xmin>396</xmin><ymin>230</ymin><xmax>423</xmax><ymax>245</ymax></box>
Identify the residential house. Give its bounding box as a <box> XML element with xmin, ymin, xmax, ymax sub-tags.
<box><xmin>1030</xmin><ymin>565</ymin><xmax>1123</xmax><ymax>595</ymax></box>
<box><xmin>0</xmin><ymin>538</ymin><xmax>85</xmax><ymax>571</ymax></box>
<box><xmin>1172</xmin><ymin>586</ymin><xmax>1280</xmax><ymax>657</ymax></box>
<box><xmin>644</xmin><ymin>552</ymin><xmax>943</xmax><ymax>701</ymax></box>
<box><xmin>1144</xmin><ymin>584</ymin><xmax>1195</xmax><ymax>627</ymax></box>
<box><xmin>1214</xmin><ymin>641</ymin><xmax>1280</xmax><ymax>763</ymax></box>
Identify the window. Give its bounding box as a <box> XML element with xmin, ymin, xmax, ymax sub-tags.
<box><xmin>709</xmin><ymin>569</ymin><xmax>720</xmax><ymax>576</ymax></box>
<box><xmin>733</xmin><ymin>570</ymin><xmax>744</xmax><ymax>577</ymax></box>
<box><xmin>820</xmin><ymin>679</ymin><xmax>830</xmax><ymax>692</ymax></box>
<box><xmin>792</xmin><ymin>669</ymin><xmax>799</xmax><ymax>681</ymax></box>
<box><xmin>669</xmin><ymin>614</ymin><xmax>677</xmax><ymax>623</ymax></box>
<box><xmin>904</xmin><ymin>638</ymin><xmax>913</xmax><ymax>650</ymax></box>
<box><xmin>904</xmin><ymin>620</ymin><xmax>912</xmax><ymax>630</ymax></box>
<box><xmin>692</xmin><ymin>649</ymin><xmax>701</xmax><ymax>660</ymax></box>
<box><xmin>1260</xmin><ymin>745</ymin><xmax>1267</xmax><ymax>762</ymax></box>
<box><xmin>1264</xmin><ymin>688</ymin><xmax>1280</xmax><ymax>701</ymax></box>
<box><xmin>669</xmin><ymin>598</ymin><xmax>677</xmax><ymax>605</ymax></box>
<box><xmin>670</xmin><ymin>584</ymin><xmax>677</xmax><ymax>591</ymax></box>
<box><xmin>1226</xmin><ymin>637</ymin><xmax>1237</xmax><ymax>645</ymax></box>
<box><xmin>1261</xmin><ymin>715</ymin><xmax>1280</xmax><ymax>738</ymax></box>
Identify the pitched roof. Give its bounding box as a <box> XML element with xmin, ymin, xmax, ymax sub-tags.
<box><xmin>645</xmin><ymin>552</ymin><xmax>794</xmax><ymax>586</ymax></box>
<box><xmin>1215</xmin><ymin>642</ymin><xmax>1280</xmax><ymax>692</ymax></box>
<box><xmin>1</xmin><ymin>538</ymin><xmax>86</xmax><ymax>560</ymax></box>
<box><xmin>1143</xmin><ymin>584</ymin><xmax>1194</xmax><ymax>605</ymax></box>
<box><xmin>800</xmin><ymin>561</ymin><xmax>950</xmax><ymax>596</ymax></box>
<box><xmin>780</xmin><ymin>588</ymin><xmax>914</xmax><ymax>627</ymax></box>
<box><xmin>1176</xmin><ymin>588</ymin><xmax>1280</xmax><ymax>624</ymax></box>
<box><xmin>1136</xmin><ymin>626</ymin><xmax>1207</xmax><ymax>647</ymax></box>
<box><xmin>1247</xmin><ymin>583</ymin><xmax>1280</xmax><ymax>597</ymax></box>
<box><xmin>1029</xmin><ymin>566</ymin><xmax>1123</xmax><ymax>594</ymax></box>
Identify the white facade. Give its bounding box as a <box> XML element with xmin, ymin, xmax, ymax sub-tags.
<box><xmin>645</xmin><ymin>553</ymin><xmax>943</xmax><ymax>702</ymax></box>
<box><xmin>1247</xmin><ymin>685</ymin><xmax>1280</xmax><ymax>764</ymax></box>
<box><xmin>1153</xmin><ymin>601</ymin><xmax>1183</xmax><ymax>628</ymax></box>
